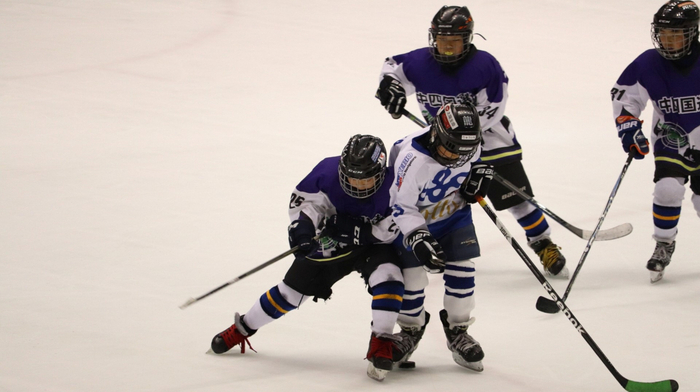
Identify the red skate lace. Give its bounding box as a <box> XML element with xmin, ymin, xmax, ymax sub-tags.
<box><xmin>366</xmin><ymin>337</ymin><xmax>393</xmax><ymax>360</ymax></box>
<box><xmin>221</xmin><ymin>325</ymin><xmax>256</xmax><ymax>354</ymax></box>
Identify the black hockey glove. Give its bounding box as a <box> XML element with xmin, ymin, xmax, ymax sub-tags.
<box><xmin>322</xmin><ymin>214</ymin><xmax>376</xmax><ymax>246</ymax></box>
<box><xmin>376</xmin><ymin>75</ymin><xmax>406</xmax><ymax>117</ymax></box>
<box><xmin>616</xmin><ymin>116</ymin><xmax>648</xmax><ymax>159</ymax></box>
<box><xmin>288</xmin><ymin>219</ymin><xmax>317</xmax><ymax>257</ymax></box>
<box><xmin>405</xmin><ymin>229</ymin><xmax>445</xmax><ymax>273</ymax></box>
<box><xmin>460</xmin><ymin>163</ymin><xmax>494</xmax><ymax>204</ymax></box>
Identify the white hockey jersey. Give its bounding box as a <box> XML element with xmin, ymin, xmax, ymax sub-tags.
<box><xmin>389</xmin><ymin>128</ymin><xmax>482</xmax><ymax>247</ymax></box>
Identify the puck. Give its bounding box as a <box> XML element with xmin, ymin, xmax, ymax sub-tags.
<box><xmin>398</xmin><ymin>361</ymin><xmax>416</xmax><ymax>369</ymax></box>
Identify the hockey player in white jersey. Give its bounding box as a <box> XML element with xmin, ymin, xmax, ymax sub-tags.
<box><xmin>611</xmin><ymin>0</ymin><xmax>700</xmax><ymax>283</ymax></box>
<box><xmin>388</xmin><ymin>103</ymin><xmax>492</xmax><ymax>372</ymax></box>
<box><xmin>209</xmin><ymin>135</ymin><xmax>405</xmax><ymax>381</ymax></box>
<box><xmin>376</xmin><ymin>5</ymin><xmax>568</xmax><ymax>278</ymax></box>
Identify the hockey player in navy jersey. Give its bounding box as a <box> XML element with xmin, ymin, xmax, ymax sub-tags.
<box><xmin>209</xmin><ymin>135</ymin><xmax>404</xmax><ymax>381</ymax></box>
<box><xmin>388</xmin><ymin>103</ymin><xmax>492</xmax><ymax>372</ymax></box>
<box><xmin>612</xmin><ymin>0</ymin><xmax>700</xmax><ymax>283</ymax></box>
<box><xmin>376</xmin><ymin>5</ymin><xmax>568</xmax><ymax>279</ymax></box>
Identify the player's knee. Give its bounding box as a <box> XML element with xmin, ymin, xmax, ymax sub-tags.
<box><xmin>653</xmin><ymin>177</ymin><xmax>686</xmax><ymax>206</ymax></box>
<box><xmin>368</xmin><ymin>263</ymin><xmax>403</xmax><ymax>287</ymax></box>
<box><xmin>402</xmin><ymin>266</ymin><xmax>429</xmax><ymax>291</ymax></box>
<box><xmin>692</xmin><ymin>193</ymin><xmax>700</xmax><ymax>218</ymax></box>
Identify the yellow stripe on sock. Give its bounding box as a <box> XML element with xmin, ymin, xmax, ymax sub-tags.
<box><xmin>653</xmin><ymin>212</ymin><xmax>680</xmax><ymax>221</ymax></box>
<box><xmin>373</xmin><ymin>294</ymin><xmax>403</xmax><ymax>302</ymax></box>
<box><xmin>522</xmin><ymin>214</ymin><xmax>545</xmax><ymax>231</ymax></box>
<box><xmin>266</xmin><ymin>291</ymin><xmax>288</xmax><ymax>314</ymax></box>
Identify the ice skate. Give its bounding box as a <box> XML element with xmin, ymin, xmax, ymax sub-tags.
<box><xmin>366</xmin><ymin>334</ymin><xmax>399</xmax><ymax>381</ymax></box>
<box><xmin>530</xmin><ymin>237</ymin><xmax>569</xmax><ymax>279</ymax></box>
<box><xmin>210</xmin><ymin>313</ymin><xmax>256</xmax><ymax>354</ymax></box>
<box><xmin>392</xmin><ymin>311</ymin><xmax>430</xmax><ymax>367</ymax></box>
<box><xmin>439</xmin><ymin>310</ymin><xmax>484</xmax><ymax>372</ymax></box>
<box><xmin>646</xmin><ymin>240</ymin><xmax>675</xmax><ymax>283</ymax></box>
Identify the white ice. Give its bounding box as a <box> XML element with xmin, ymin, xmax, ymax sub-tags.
<box><xmin>1</xmin><ymin>1</ymin><xmax>698</xmax><ymax>391</ymax></box>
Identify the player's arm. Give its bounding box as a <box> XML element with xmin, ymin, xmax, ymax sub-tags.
<box><xmin>287</xmin><ymin>167</ymin><xmax>335</xmax><ymax>255</ymax></box>
<box><xmin>377</xmin><ymin>56</ymin><xmax>417</xmax><ymax>117</ymax></box>
<box><xmin>473</xmin><ymin>60</ymin><xmax>508</xmax><ymax>130</ymax></box>
<box><xmin>611</xmin><ymin>60</ymin><xmax>650</xmax><ymax>159</ymax></box>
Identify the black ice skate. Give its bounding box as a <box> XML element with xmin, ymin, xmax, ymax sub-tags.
<box><xmin>646</xmin><ymin>240</ymin><xmax>675</xmax><ymax>283</ymax></box>
<box><xmin>366</xmin><ymin>333</ymin><xmax>399</xmax><ymax>381</ymax></box>
<box><xmin>210</xmin><ymin>312</ymin><xmax>256</xmax><ymax>354</ymax></box>
<box><xmin>530</xmin><ymin>237</ymin><xmax>569</xmax><ymax>279</ymax></box>
<box><xmin>392</xmin><ymin>311</ymin><xmax>430</xmax><ymax>367</ymax></box>
<box><xmin>439</xmin><ymin>309</ymin><xmax>484</xmax><ymax>372</ymax></box>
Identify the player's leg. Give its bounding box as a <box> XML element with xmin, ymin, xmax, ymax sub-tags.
<box><xmin>647</xmin><ymin>174</ymin><xmax>686</xmax><ymax>281</ymax></box>
<box><xmin>392</xmin><ymin>239</ymin><xmax>430</xmax><ymax>364</ymax></box>
<box><xmin>438</xmin><ymin>224</ymin><xmax>484</xmax><ymax>371</ymax></box>
<box><xmin>488</xmin><ymin>161</ymin><xmax>568</xmax><ymax>278</ymax></box>
<box><xmin>210</xmin><ymin>254</ymin><xmax>356</xmax><ymax>354</ymax></box>
<box><xmin>360</xmin><ymin>245</ymin><xmax>404</xmax><ymax>380</ymax></box>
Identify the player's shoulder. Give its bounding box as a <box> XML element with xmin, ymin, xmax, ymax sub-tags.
<box><xmin>468</xmin><ymin>46</ymin><xmax>504</xmax><ymax>69</ymax></box>
<box><xmin>633</xmin><ymin>48</ymin><xmax>664</xmax><ymax>66</ymax></box>
<box><xmin>393</xmin><ymin>47</ymin><xmax>433</xmax><ymax>65</ymax></box>
<box><xmin>298</xmin><ymin>156</ymin><xmax>340</xmax><ymax>191</ymax></box>
<box><xmin>617</xmin><ymin>49</ymin><xmax>664</xmax><ymax>84</ymax></box>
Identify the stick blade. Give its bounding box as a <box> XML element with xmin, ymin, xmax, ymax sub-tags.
<box><xmin>179</xmin><ymin>297</ymin><xmax>196</xmax><ymax>309</ymax></box>
<box><xmin>581</xmin><ymin>223</ymin><xmax>633</xmax><ymax>241</ymax></box>
<box><xmin>624</xmin><ymin>379</ymin><xmax>678</xmax><ymax>392</ymax></box>
<box><xmin>535</xmin><ymin>296</ymin><xmax>560</xmax><ymax>314</ymax></box>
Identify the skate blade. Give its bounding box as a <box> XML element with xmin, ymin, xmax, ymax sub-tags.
<box><xmin>544</xmin><ymin>266</ymin><xmax>569</xmax><ymax>280</ymax></box>
<box><xmin>453</xmin><ymin>353</ymin><xmax>484</xmax><ymax>372</ymax></box>
<box><xmin>650</xmin><ymin>270</ymin><xmax>664</xmax><ymax>283</ymax></box>
<box><xmin>367</xmin><ymin>363</ymin><xmax>389</xmax><ymax>381</ymax></box>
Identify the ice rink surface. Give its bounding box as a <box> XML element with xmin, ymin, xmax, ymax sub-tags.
<box><xmin>1</xmin><ymin>1</ymin><xmax>699</xmax><ymax>391</ymax></box>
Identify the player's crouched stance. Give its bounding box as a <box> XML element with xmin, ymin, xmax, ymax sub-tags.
<box><xmin>209</xmin><ymin>135</ymin><xmax>405</xmax><ymax>381</ymax></box>
<box><xmin>388</xmin><ymin>103</ymin><xmax>492</xmax><ymax>372</ymax></box>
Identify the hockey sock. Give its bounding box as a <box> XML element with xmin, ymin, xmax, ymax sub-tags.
<box><xmin>243</xmin><ymin>282</ymin><xmax>307</xmax><ymax>330</ymax></box>
<box><xmin>368</xmin><ymin>264</ymin><xmax>404</xmax><ymax>335</ymax></box>
<box><xmin>398</xmin><ymin>266</ymin><xmax>428</xmax><ymax>328</ymax></box>
<box><xmin>516</xmin><ymin>208</ymin><xmax>550</xmax><ymax>240</ymax></box>
<box><xmin>442</xmin><ymin>259</ymin><xmax>476</xmax><ymax>325</ymax></box>
<box><xmin>508</xmin><ymin>201</ymin><xmax>551</xmax><ymax>240</ymax></box>
<box><xmin>652</xmin><ymin>203</ymin><xmax>681</xmax><ymax>239</ymax></box>
<box><xmin>652</xmin><ymin>177</ymin><xmax>685</xmax><ymax>240</ymax></box>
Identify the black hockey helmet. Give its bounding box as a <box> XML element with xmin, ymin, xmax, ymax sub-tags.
<box><xmin>428</xmin><ymin>103</ymin><xmax>481</xmax><ymax>168</ymax></box>
<box><xmin>651</xmin><ymin>0</ymin><xmax>699</xmax><ymax>60</ymax></box>
<box><xmin>429</xmin><ymin>6</ymin><xmax>474</xmax><ymax>65</ymax></box>
<box><xmin>339</xmin><ymin>134</ymin><xmax>387</xmax><ymax>198</ymax></box>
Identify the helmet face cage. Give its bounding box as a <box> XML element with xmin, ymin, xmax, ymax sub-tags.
<box><xmin>651</xmin><ymin>1</ymin><xmax>700</xmax><ymax>60</ymax></box>
<box><xmin>429</xmin><ymin>6</ymin><xmax>474</xmax><ymax>65</ymax></box>
<box><xmin>338</xmin><ymin>135</ymin><xmax>387</xmax><ymax>199</ymax></box>
<box><xmin>428</xmin><ymin>104</ymin><xmax>481</xmax><ymax>168</ymax></box>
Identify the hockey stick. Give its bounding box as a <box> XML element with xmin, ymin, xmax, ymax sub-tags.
<box><xmin>396</xmin><ymin>107</ymin><xmax>632</xmax><ymax>241</ymax></box>
<box><xmin>476</xmin><ymin>195</ymin><xmax>678</xmax><ymax>392</ymax></box>
<box><xmin>180</xmin><ymin>242</ymin><xmax>311</xmax><ymax>309</ymax></box>
<box><xmin>535</xmin><ymin>152</ymin><xmax>635</xmax><ymax>313</ymax></box>
<box><xmin>492</xmin><ymin>173</ymin><xmax>632</xmax><ymax>241</ymax></box>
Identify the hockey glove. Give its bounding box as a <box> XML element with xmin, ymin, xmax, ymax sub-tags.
<box><xmin>616</xmin><ymin>116</ymin><xmax>649</xmax><ymax>159</ymax></box>
<box><xmin>460</xmin><ymin>163</ymin><xmax>495</xmax><ymax>204</ymax></box>
<box><xmin>405</xmin><ymin>229</ymin><xmax>445</xmax><ymax>273</ymax></box>
<box><xmin>288</xmin><ymin>219</ymin><xmax>317</xmax><ymax>257</ymax></box>
<box><xmin>322</xmin><ymin>214</ymin><xmax>376</xmax><ymax>246</ymax></box>
<box><xmin>376</xmin><ymin>75</ymin><xmax>406</xmax><ymax>117</ymax></box>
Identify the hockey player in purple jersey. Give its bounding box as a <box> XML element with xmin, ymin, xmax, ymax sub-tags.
<box><xmin>376</xmin><ymin>5</ymin><xmax>568</xmax><ymax>279</ymax></box>
<box><xmin>388</xmin><ymin>103</ymin><xmax>492</xmax><ymax>372</ymax></box>
<box><xmin>612</xmin><ymin>0</ymin><xmax>700</xmax><ymax>283</ymax></box>
<box><xmin>209</xmin><ymin>135</ymin><xmax>405</xmax><ymax>381</ymax></box>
